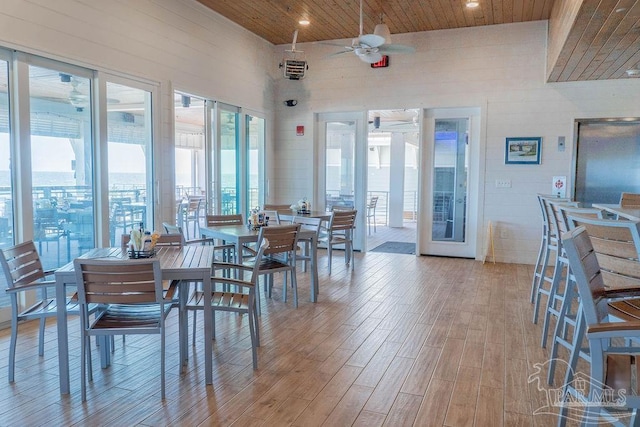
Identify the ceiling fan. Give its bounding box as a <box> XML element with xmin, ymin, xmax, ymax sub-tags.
<box><xmin>329</xmin><ymin>0</ymin><xmax>415</xmax><ymax>64</ymax></box>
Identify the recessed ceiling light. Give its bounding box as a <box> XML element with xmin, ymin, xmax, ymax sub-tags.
<box><xmin>616</xmin><ymin>7</ymin><xmax>627</xmax><ymax>13</ymax></box>
<box><xmin>299</xmin><ymin>19</ymin><xmax>310</xmax><ymax>26</ymax></box>
<box><xmin>466</xmin><ymin>0</ymin><xmax>480</xmax><ymax>8</ymax></box>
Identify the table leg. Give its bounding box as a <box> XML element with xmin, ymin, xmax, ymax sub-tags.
<box><xmin>179</xmin><ymin>281</ymin><xmax>188</xmax><ymax>368</ymax></box>
<box><xmin>55</xmin><ymin>279</ymin><xmax>70</xmax><ymax>394</ymax></box>
<box><xmin>203</xmin><ymin>273</ymin><xmax>213</xmax><ymax>385</ymax></box>
<box><xmin>311</xmin><ymin>235</ymin><xmax>318</xmax><ymax>303</ymax></box>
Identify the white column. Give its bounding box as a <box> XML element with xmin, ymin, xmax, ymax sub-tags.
<box><xmin>388</xmin><ymin>133</ymin><xmax>405</xmax><ymax>227</ymax></box>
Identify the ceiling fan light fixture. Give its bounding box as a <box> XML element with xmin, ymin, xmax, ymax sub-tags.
<box><xmin>373</xmin><ymin>23</ymin><xmax>392</xmax><ymax>44</ymax></box>
<box><xmin>298</xmin><ymin>19</ymin><xmax>310</xmax><ymax>26</ymax></box>
<box><xmin>466</xmin><ymin>0</ymin><xmax>480</xmax><ymax>8</ymax></box>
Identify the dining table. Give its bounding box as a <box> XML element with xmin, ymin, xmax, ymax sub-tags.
<box><xmin>53</xmin><ymin>244</ymin><xmax>215</xmax><ymax>394</ymax></box>
<box><xmin>274</xmin><ymin>209</ymin><xmax>332</xmax><ymax>223</ymax></box>
<box><xmin>592</xmin><ymin>203</ymin><xmax>640</xmax><ymax>221</ymax></box>
<box><xmin>199</xmin><ymin>224</ymin><xmax>320</xmax><ymax>302</ymax></box>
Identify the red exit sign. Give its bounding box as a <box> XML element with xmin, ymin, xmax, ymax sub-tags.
<box><xmin>371</xmin><ymin>55</ymin><xmax>389</xmax><ymax>68</ymax></box>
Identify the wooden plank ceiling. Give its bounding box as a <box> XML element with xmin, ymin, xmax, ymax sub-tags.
<box><xmin>196</xmin><ymin>0</ymin><xmax>640</xmax><ymax>82</ymax></box>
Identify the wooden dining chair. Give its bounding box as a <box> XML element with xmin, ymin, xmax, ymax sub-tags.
<box><xmin>205</xmin><ymin>214</ymin><xmax>253</xmax><ymax>259</ymax></box>
<box><xmin>320</xmin><ymin>209</ymin><xmax>357</xmax><ymax>274</ymax></box>
<box><xmin>74</xmin><ymin>258</ymin><xmax>175</xmax><ymax>401</ymax></box>
<box><xmin>0</xmin><ymin>241</ymin><xmax>98</xmax><ymax>383</ymax></box>
<box><xmin>366</xmin><ymin>196</ymin><xmax>379</xmax><ymax>235</ymax></box>
<box><xmin>620</xmin><ymin>192</ymin><xmax>640</xmax><ymax>207</ymax></box>
<box><xmin>560</xmin><ymin>226</ymin><xmax>640</xmax><ymax>426</ymax></box>
<box><xmin>252</xmin><ymin>224</ymin><xmax>300</xmax><ymax>313</ymax></box>
<box><xmin>186</xmin><ymin>238</ymin><xmax>269</xmax><ymax>369</ymax></box>
<box><xmin>182</xmin><ymin>195</ymin><xmax>206</xmax><ymax>240</ymax></box>
<box><xmin>293</xmin><ymin>216</ymin><xmax>322</xmax><ymax>273</ymax></box>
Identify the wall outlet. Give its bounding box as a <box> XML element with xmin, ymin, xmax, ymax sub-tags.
<box><xmin>500</xmin><ymin>229</ymin><xmax>508</xmax><ymax>239</ymax></box>
<box><xmin>495</xmin><ymin>179</ymin><xmax>511</xmax><ymax>188</ymax></box>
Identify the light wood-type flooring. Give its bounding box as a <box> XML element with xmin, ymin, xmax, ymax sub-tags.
<box><xmin>0</xmin><ymin>250</ymin><xmax>570</xmax><ymax>426</ymax></box>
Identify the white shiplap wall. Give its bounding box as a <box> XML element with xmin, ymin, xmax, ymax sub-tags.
<box><xmin>0</xmin><ymin>0</ymin><xmax>275</xmax><ymax>226</ymax></box>
<box><xmin>272</xmin><ymin>21</ymin><xmax>640</xmax><ymax>264</ymax></box>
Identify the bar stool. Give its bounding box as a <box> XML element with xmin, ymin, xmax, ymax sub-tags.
<box><xmin>530</xmin><ymin>194</ymin><xmax>570</xmax><ymax>304</ymax></box>
<box><xmin>545</xmin><ymin>204</ymin><xmax>605</xmax><ymax>384</ymax></box>
<box><xmin>532</xmin><ymin>195</ymin><xmax>572</xmax><ymax>325</ymax></box>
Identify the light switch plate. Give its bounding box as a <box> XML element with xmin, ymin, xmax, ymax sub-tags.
<box><xmin>558</xmin><ymin>136</ymin><xmax>566</xmax><ymax>152</ymax></box>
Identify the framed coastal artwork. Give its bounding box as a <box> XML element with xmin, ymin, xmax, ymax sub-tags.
<box><xmin>505</xmin><ymin>137</ymin><xmax>541</xmax><ymax>164</ymax></box>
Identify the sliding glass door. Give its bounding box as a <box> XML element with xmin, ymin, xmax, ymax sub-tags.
<box><xmin>218</xmin><ymin>105</ymin><xmax>239</xmax><ymax>215</ymax></box>
<box><xmin>106</xmin><ymin>80</ymin><xmax>153</xmax><ymax>245</ymax></box>
<box><xmin>246</xmin><ymin>114</ymin><xmax>265</xmax><ymax>211</ymax></box>
<box><xmin>0</xmin><ymin>55</ymin><xmax>11</xmax><ymax>319</ymax></box>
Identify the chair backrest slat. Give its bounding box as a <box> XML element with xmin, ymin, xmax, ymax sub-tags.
<box><xmin>293</xmin><ymin>216</ymin><xmax>322</xmax><ymax>235</ymax></box>
<box><xmin>74</xmin><ymin>258</ymin><xmax>162</xmax><ymax>305</ymax></box>
<box><xmin>206</xmin><ymin>214</ymin><xmax>243</xmax><ymax>226</ymax></box>
<box><xmin>620</xmin><ymin>192</ymin><xmax>640</xmax><ymax>207</ymax></box>
<box><xmin>330</xmin><ymin>210</ymin><xmax>357</xmax><ymax>231</ymax></box>
<box><xmin>562</xmin><ymin>227</ymin><xmax>608</xmax><ymax>326</ymax></box>
<box><xmin>566</xmin><ymin>215</ymin><xmax>640</xmax><ymax>290</ymax></box>
<box><xmin>263</xmin><ymin>204</ymin><xmax>291</xmax><ymax>211</ymax></box>
<box><xmin>0</xmin><ymin>241</ymin><xmax>46</xmax><ymax>290</ymax></box>
<box><xmin>259</xmin><ymin>224</ymin><xmax>299</xmax><ymax>255</ymax></box>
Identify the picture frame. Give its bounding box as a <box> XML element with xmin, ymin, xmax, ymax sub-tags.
<box><xmin>505</xmin><ymin>137</ymin><xmax>541</xmax><ymax>164</ymax></box>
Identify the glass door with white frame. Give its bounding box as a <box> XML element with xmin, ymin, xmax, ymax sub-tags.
<box><xmin>0</xmin><ymin>56</ymin><xmax>12</xmax><ymax>318</ymax></box>
<box><xmin>317</xmin><ymin>112</ymin><xmax>366</xmax><ymax>251</ymax></box>
<box><xmin>106</xmin><ymin>81</ymin><xmax>153</xmax><ymax>245</ymax></box>
<box><xmin>246</xmin><ymin>114</ymin><xmax>265</xmax><ymax>211</ymax></box>
<box><xmin>420</xmin><ymin>109</ymin><xmax>480</xmax><ymax>258</ymax></box>
<box><xmin>219</xmin><ymin>106</ymin><xmax>239</xmax><ymax>215</ymax></box>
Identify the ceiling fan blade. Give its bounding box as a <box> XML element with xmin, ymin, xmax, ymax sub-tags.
<box><xmin>359</xmin><ymin>34</ymin><xmax>385</xmax><ymax>48</ymax></box>
<box><xmin>327</xmin><ymin>50</ymin><xmax>354</xmax><ymax>58</ymax></box>
<box><xmin>378</xmin><ymin>44</ymin><xmax>416</xmax><ymax>54</ymax></box>
<box><xmin>360</xmin><ymin>52</ymin><xmax>383</xmax><ymax>63</ymax></box>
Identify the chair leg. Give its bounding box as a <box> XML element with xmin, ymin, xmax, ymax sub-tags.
<box><xmin>81</xmin><ymin>335</ymin><xmax>89</xmax><ymax>402</ymax></box>
<box><xmin>160</xmin><ymin>329</ymin><xmax>166</xmax><ymax>400</ymax></box>
<box><xmin>282</xmin><ymin>272</ymin><xmax>288</xmax><ymax>303</ymax></box>
<box><xmin>291</xmin><ymin>269</ymin><xmax>298</xmax><ymax>308</ymax></box>
<box><xmin>248</xmin><ymin>302</ymin><xmax>258</xmax><ymax>370</ymax></box>
<box><xmin>38</xmin><ymin>317</ymin><xmax>46</xmax><ymax>356</ymax></box>
<box><xmin>533</xmin><ymin>244</ymin><xmax>555</xmax><ymax>324</ymax></box>
<box><xmin>530</xmin><ymin>235</ymin><xmax>547</xmax><ymax>303</ymax></box>
<box><xmin>8</xmin><ymin>313</ymin><xmax>17</xmax><ymax>382</ymax></box>
<box><xmin>328</xmin><ymin>244</ymin><xmax>333</xmax><ymax>274</ymax></box>
<box><xmin>192</xmin><ymin>310</ymin><xmax>197</xmax><ymax>346</ymax></box>
<box><xmin>541</xmin><ymin>255</ymin><xmax>565</xmax><ymax>348</ymax></box>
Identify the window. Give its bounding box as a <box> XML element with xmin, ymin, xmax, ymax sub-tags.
<box><xmin>29</xmin><ymin>64</ymin><xmax>95</xmax><ymax>270</ymax></box>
